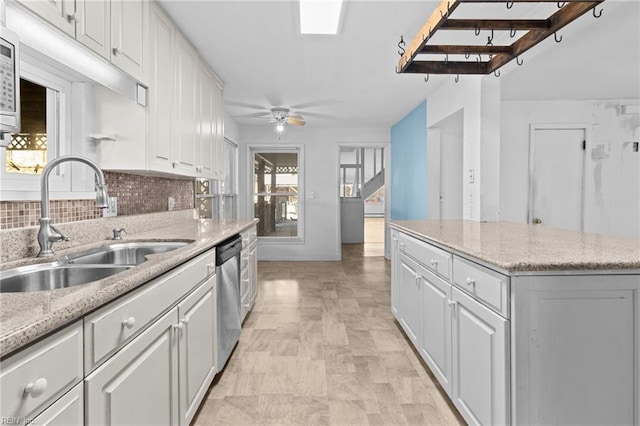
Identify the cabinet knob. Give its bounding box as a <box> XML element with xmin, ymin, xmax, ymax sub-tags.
<box><xmin>122</xmin><ymin>316</ymin><xmax>136</xmax><ymax>329</ymax></box>
<box><xmin>172</xmin><ymin>161</ymin><xmax>179</xmax><ymax>168</ymax></box>
<box><xmin>66</xmin><ymin>13</ymin><xmax>79</xmax><ymax>23</ymax></box>
<box><xmin>207</xmin><ymin>262</ymin><xmax>216</xmax><ymax>274</ymax></box>
<box><xmin>447</xmin><ymin>300</ymin><xmax>457</xmax><ymax>308</ymax></box>
<box><xmin>465</xmin><ymin>277</ymin><xmax>476</xmax><ymax>286</ymax></box>
<box><xmin>173</xmin><ymin>322</ymin><xmax>184</xmax><ymax>331</ymax></box>
<box><xmin>181</xmin><ymin>318</ymin><xmax>189</xmax><ymax>325</ymax></box>
<box><xmin>112</xmin><ymin>47</ymin><xmax>120</xmax><ymax>56</ymax></box>
<box><xmin>430</xmin><ymin>259</ymin><xmax>438</xmax><ymax>266</ymax></box>
<box><xmin>24</xmin><ymin>378</ymin><xmax>48</xmax><ymax>398</ymax></box>
<box><xmin>399</xmin><ymin>242</ymin><xmax>406</xmax><ymax>251</ymax></box>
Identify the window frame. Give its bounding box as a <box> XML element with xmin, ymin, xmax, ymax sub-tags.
<box><xmin>221</xmin><ymin>138</ymin><xmax>238</xmax><ymax>219</ymax></box>
<box><xmin>248</xmin><ymin>145</ymin><xmax>304</xmax><ymax>244</ymax></box>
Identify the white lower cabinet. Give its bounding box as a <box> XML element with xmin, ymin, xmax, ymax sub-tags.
<box><xmin>178</xmin><ymin>276</ymin><xmax>217</xmax><ymax>425</ymax></box>
<box><xmin>451</xmin><ymin>287</ymin><xmax>509</xmax><ymax>426</ymax></box>
<box><xmin>419</xmin><ymin>268</ymin><xmax>452</xmax><ymax>395</ymax></box>
<box><xmin>30</xmin><ymin>382</ymin><xmax>84</xmax><ymax>426</ymax></box>
<box><xmin>392</xmin><ymin>230</ymin><xmax>509</xmax><ymax>425</ymax></box>
<box><xmin>390</xmin><ymin>229</ymin><xmax>401</xmax><ymax>317</ymax></box>
<box><xmin>85</xmin><ymin>307</ymin><xmax>180</xmax><ymax>425</ymax></box>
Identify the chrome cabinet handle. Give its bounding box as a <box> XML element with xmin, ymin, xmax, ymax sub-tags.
<box><xmin>66</xmin><ymin>13</ymin><xmax>80</xmax><ymax>23</ymax></box>
<box><xmin>430</xmin><ymin>259</ymin><xmax>438</xmax><ymax>267</ymax></box>
<box><xmin>465</xmin><ymin>277</ymin><xmax>476</xmax><ymax>286</ymax></box>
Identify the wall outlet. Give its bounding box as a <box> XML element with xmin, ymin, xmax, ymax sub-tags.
<box><xmin>468</xmin><ymin>169</ymin><xmax>475</xmax><ymax>184</ymax></box>
<box><xmin>103</xmin><ymin>197</ymin><xmax>118</xmax><ymax>217</ymax></box>
<box><xmin>307</xmin><ymin>191</ymin><xmax>315</xmax><ymax>199</ymax></box>
<box><xmin>168</xmin><ymin>197</ymin><xmax>176</xmax><ymax>211</ymax></box>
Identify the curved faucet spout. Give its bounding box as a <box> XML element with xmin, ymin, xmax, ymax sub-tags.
<box><xmin>38</xmin><ymin>155</ymin><xmax>109</xmax><ymax>257</ymax></box>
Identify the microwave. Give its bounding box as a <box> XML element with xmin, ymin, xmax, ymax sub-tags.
<box><xmin>0</xmin><ymin>26</ymin><xmax>20</xmax><ymax>134</ymax></box>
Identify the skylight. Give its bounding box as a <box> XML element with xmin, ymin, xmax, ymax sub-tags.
<box><xmin>299</xmin><ymin>0</ymin><xmax>344</xmax><ymax>35</ymax></box>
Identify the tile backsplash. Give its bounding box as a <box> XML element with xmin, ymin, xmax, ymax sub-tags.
<box><xmin>0</xmin><ymin>172</ymin><xmax>194</xmax><ymax>230</ymax></box>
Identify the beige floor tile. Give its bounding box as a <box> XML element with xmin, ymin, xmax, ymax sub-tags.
<box><xmin>193</xmin><ymin>244</ymin><xmax>465</xmax><ymax>426</ymax></box>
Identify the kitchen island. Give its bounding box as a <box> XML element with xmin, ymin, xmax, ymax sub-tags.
<box><xmin>390</xmin><ymin>220</ymin><xmax>640</xmax><ymax>426</ymax></box>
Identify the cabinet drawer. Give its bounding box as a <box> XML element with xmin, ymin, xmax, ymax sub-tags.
<box><xmin>453</xmin><ymin>256</ymin><xmax>509</xmax><ymax>318</ymax></box>
<box><xmin>0</xmin><ymin>321</ymin><xmax>83</xmax><ymax>421</ymax></box>
<box><xmin>241</xmin><ymin>226</ymin><xmax>257</xmax><ymax>250</ymax></box>
<box><xmin>399</xmin><ymin>233</ymin><xmax>452</xmax><ymax>280</ymax></box>
<box><xmin>84</xmin><ymin>249</ymin><xmax>216</xmax><ymax>372</ymax></box>
<box><xmin>29</xmin><ymin>382</ymin><xmax>84</xmax><ymax>425</ymax></box>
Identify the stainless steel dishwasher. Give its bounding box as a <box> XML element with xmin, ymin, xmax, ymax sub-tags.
<box><xmin>215</xmin><ymin>235</ymin><xmax>243</xmax><ymax>371</ymax></box>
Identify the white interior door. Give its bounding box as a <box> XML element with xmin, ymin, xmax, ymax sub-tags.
<box><xmin>530</xmin><ymin>127</ymin><xmax>586</xmax><ymax>231</ymax></box>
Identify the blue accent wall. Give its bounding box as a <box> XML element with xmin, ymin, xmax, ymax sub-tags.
<box><xmin>391</xmin><ymin>101</ymin><xmax>427</xmax><ymax>220</ymax></box>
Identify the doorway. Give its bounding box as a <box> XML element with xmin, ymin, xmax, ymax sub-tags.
<box><xmin>338</xmin><ymin>145</ymin><xmax>388</xmax><ymax>257</ymax></box>
<box><xmin>529</xmin><ymin>125</ymin><xmax>587</xmax><ymax>231</ymax></box>
<box><xmin>427</xmin><ymin>109</ymin><xmax>464</xmax><ymax>219</ymax></box>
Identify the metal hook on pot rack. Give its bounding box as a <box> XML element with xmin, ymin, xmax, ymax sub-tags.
<box><xmin>444</xmin><ymin>53</ymin><xmax>449</xmax><ymax>64</ymax></box>
<box><xmin>494</xmin><ymin>69</ymin><xmax>501</xmax><ymax>78</ymax></box>
<box><xmin>557</xmin><ymin>1</ymin><xmax>566</xmax><ymax>8</ymax></box>
<box><xmin>477</xmin><ymin>54</ymin><xmax>482</xmax><ymax>63</ymax></box>
<box><xmin>454</xmin><ymin>74</ymin><xmax>460</xmax><ymax>83</ymax></box>
<box><xmin>516</xmin><ymin>56</ymin><xmax>524</xmax><ymax>66</ymax></box>
<box><xmin>554</xmin><ymin>32</ymin><xmax>563</xmax><ymax>43</ymax></box>
<box><xmin>465</xmin><ymin>50</ymin><xmax>471</xmax><ymax>59</ymax></box>
<box><xmin>424</xmin><ymin>74</ymin><xmax>430</xmax><ymax>83</ymax></box>
<box><xmin>506</xmin><ymin>1</ymin><xmax>514</xmax><ymax>9</ymax></box>
<box><xmin>487</xmin><ymin>29</ymin><xmax>495</xmax><ymax>44</ymax></box>
<box><xmin>510</xmin><ymin>27</ymin><xmax>517</xmax><ymax>38</ymax></box>
<box><xmin>397</xmin><ymin>35</ymin><xmax>406</xmax><ymax>56</ymax></box>
<box><xmin>440</xmin><ymin>2</ymin><xmax>451</xmax><ymax>19</ymax></box>
<box><xmin>475</xmin><ymin>25</ymin><xmax>481</xmax><ymax>36</ymax></box>
<box><xmin>593</xmin><ymin>6</ymin><xmax>603</xmax><ymax>18</ymax></box>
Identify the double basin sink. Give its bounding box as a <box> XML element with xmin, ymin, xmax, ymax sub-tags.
<box><xmin>0</xmin><ymin>242</ymin><xmax>189</xmax><ymax>293</ymax></box>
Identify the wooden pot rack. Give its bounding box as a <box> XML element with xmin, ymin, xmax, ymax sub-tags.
<box><xmin>396</xmin><ymin>0</ymin><xmax>605</xmax><ymax>76</ymax></box>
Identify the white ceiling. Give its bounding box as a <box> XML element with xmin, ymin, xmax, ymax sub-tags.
<box><xmin>159</xmin><ymin>0</ymin><xmax>640</xmax><ymax>129</ymax></box>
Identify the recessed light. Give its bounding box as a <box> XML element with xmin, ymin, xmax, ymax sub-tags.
<box><xmin>299</xmin><ymin>0</ymin><xmax>343</xmax><ymax>35</ymax></box>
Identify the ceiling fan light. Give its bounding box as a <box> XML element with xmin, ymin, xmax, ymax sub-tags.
<box><xmin>276</xmin><ymin>122</ymin><xmax>286</xmax><ymax>133</ymax></box>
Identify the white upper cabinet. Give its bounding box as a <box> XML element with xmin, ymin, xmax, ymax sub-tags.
<box><xmin>75</xmin><ymin>0</ymin><xmax>110</xmax><ymax>60</ymax></box>
<box><xmin>15</xmin><ymin>0</ymin><xmax>76</xmax><ymax>37</ymax></box>
<box><xmin>110</xmin><ymin>0</ymin><xmax>148</xmax><ymax>81</ymax></box>
<box><xmin>197</xmin><ymin>62</ymin><xmax>215</xmax><ymax>179</ymax></box>
<box><xmin>146</xmin><ymin>2</ymin><xmax>175</xmax><ymax>174</ymax></box>
<box><xmin>173</xmin><ymin>30</ymin><xmax>198</xmax><ymax>175</ymax></box>
<box><xmin>213</xmin><ymin>77</ymin><xmax>225</xmax><ymax>180</ymax></box>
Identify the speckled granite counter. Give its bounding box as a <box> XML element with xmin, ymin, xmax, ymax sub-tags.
<box><xmin>0</xmin><ymin>218</ymin><xmax>258</xmax><ymax>358</ymax></box>
<box><xmin>391</xmin><ymin>220</ymin><xmax>640</xmax><ymax>273</ymax></box>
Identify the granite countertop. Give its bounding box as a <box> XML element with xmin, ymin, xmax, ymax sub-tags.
<box><xmin>391</xmin><ymin>220</ymin><xmax>640</xmax><ymax>273</ymax></box>
<box><xmin>0</xmin><ymin>218</ymin><xmax>258</xmax><ymax>358</ymax></box>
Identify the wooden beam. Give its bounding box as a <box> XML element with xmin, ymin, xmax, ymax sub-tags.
<box><xmin>420</xmin><ymin>45</ymin><xmax>513</xmax><ymax>55</ymax></box>
<box><xmin>487</xmin><ymin>1</ymin><xmax>603</xmax><ymax>72</ymax></box>
<box><xmin>397</xmin><ymin>0</ymin><xmax>461</xmax><ymax>73</ymax></box>
<box><xmin>440</xmin><ymin>19</ymin><xmax>550</xmax><ymax>30</ymax></box>
<box><xmin>404</xmin><ymin>61</ymin><xmax>489</xmax><ymax>74</ymax></box>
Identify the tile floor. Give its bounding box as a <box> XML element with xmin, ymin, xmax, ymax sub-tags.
<box><xmin>193</xmin><ymin>244</ymin><xmax>464</xmax><ymax>425</ymax></box>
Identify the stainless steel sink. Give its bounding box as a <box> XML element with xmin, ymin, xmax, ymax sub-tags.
<box><xmin>0</xmin><ymin>264</ymin><xmax>132</xmax><ymax>293</ymax></box>
<box><xmin>65</xmin><ymin>242</ymin><xmax>189</xmax><ymax>266</ymax></box>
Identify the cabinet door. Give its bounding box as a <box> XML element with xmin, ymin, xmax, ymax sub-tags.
<box><xmin>212</xmin><ymin>77</ymin><xmax>225</xmax><ymax>180</ymax></box>
<box><xmin>197</xmin><ymin>63</ymin><xmax>215</xmax><ymax>179</ymax></box>
<box><xmin>390</xmin><ymin>229</ymin><xmax>401</xmax><ymax>318</ymax></box>
<box><xmin>147</xmin><ymin>3</ymin><xmax>174</xmax><ymax>173</ymax></box>
<box><xmin>29</xmin><ymin>382</ymin><xmax>83</xmax><ymax>426</ymax></box>
<box><xmin>110</xmin><ymin>0</ymin><xmax>147</xmax><ymax>81</ymax></box>
<box><xmin>15</xmin><ymin>0</ymin><xmax>75</xmax><ymax>37</ymax></box>
<box><xmin>85</xmin><ymin>308</ymin><xmax>179</xmax><ymax>426</ymax></box>
<box><xmin>177</xmin><ymin>276</ymin><xmax>217</xmax><ymax>426</ymax></box>
<box><xmin>419</xmin><ymin>268</ymin><xmax>452</xmax><ymax>396</ymax></box>
<box><xmin>75</xmin><ymin>0</ymin><xmax>110</xmax><ymax>60</ymax></box>
<box><xmin>174</xmin><ymin>31</ymin><xmax>198</xmax><ymax>175</ymax></box>
<box><xmin>451</xmin><ymin>287</ymin><xmax>509</xmax><ymax>426</ymax></box>
<box><xmin>249</xmin><ymin>241</ymin><xmax>258</xmax><ymax>306</ymax></box>
<box><xmin>398</xmin><ymin>253</ymin><xmax>420</xmax><ymax>345</ymax></box>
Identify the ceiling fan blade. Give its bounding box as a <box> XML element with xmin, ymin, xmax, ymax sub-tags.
<box><xmin>287</xmin><ymin>117</ymin><xmax>306</xmax><ymax>126</ymax></box>
<box><xmin>226</xmin><ymin>101</ymin><xmax>268</xmax><ymax>111</ymax></box>
<box><xmin>289</xmin><ymin>114</ymin><xmax>304</xmax><ymax>120</ymax></box>
<box><xmin>234</xmin><ymin>112</ymin><xmax>272</xmax><ymax>119</ymax></box>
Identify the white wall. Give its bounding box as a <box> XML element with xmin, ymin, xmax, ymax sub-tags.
<box><xmin>427</xmin><ymin>76</ymin><xmax>501</xmax><ymax>221</ymax></box>
<box><xmin>239</xmin><ymin>126</ymin><xmax>390</xmax><ymax>261</ymax></box>
<box><xmin>501</xmin><ymin>99</ymin><xmax>640</xmax><ymax>238</ymax></box>
<box><xmin>224</xmin><ymin>112</ymin><xmax>241</xmax><ymax>144</ymax></box>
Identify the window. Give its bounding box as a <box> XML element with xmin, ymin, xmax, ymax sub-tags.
<box><xmin>221</xmin><ymin>139</ymin><xmax>238</xmax><ymax>219</ymax></box>
<box><xmin>1</xmin><ymin>59</ymin><xmax>71</xmax><ymax>199</ymax></box>
<box><xmin>195</xmin><ymin>139</ymin><xmax>238</xmax><ymax>219</ymax></box>
<box><xmin>251</xmin><ymin>148</ymin><xmax>302</xmax><ymax>239</ymax></box>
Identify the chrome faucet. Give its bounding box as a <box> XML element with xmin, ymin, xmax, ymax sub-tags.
<box><xmin>38</xmin><ymin>155</ymin><xmax>109</xmax><ymax>257</ymax></box>
<box><xmin>112</xmin><ymin>228</ymin><xmax>126</xmax><ymax>240</ymax></box>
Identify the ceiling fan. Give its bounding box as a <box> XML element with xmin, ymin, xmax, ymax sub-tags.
<box><xmin>271</xmin><ymin>108</ymin><xmax>305</xmax><ymax>133</ymax></box>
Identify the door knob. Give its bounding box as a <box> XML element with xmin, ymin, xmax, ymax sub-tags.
<box><xmin>533</xmin><ymin>218</ymin><xmax>542</xmax><ymax>224</ymax></box>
